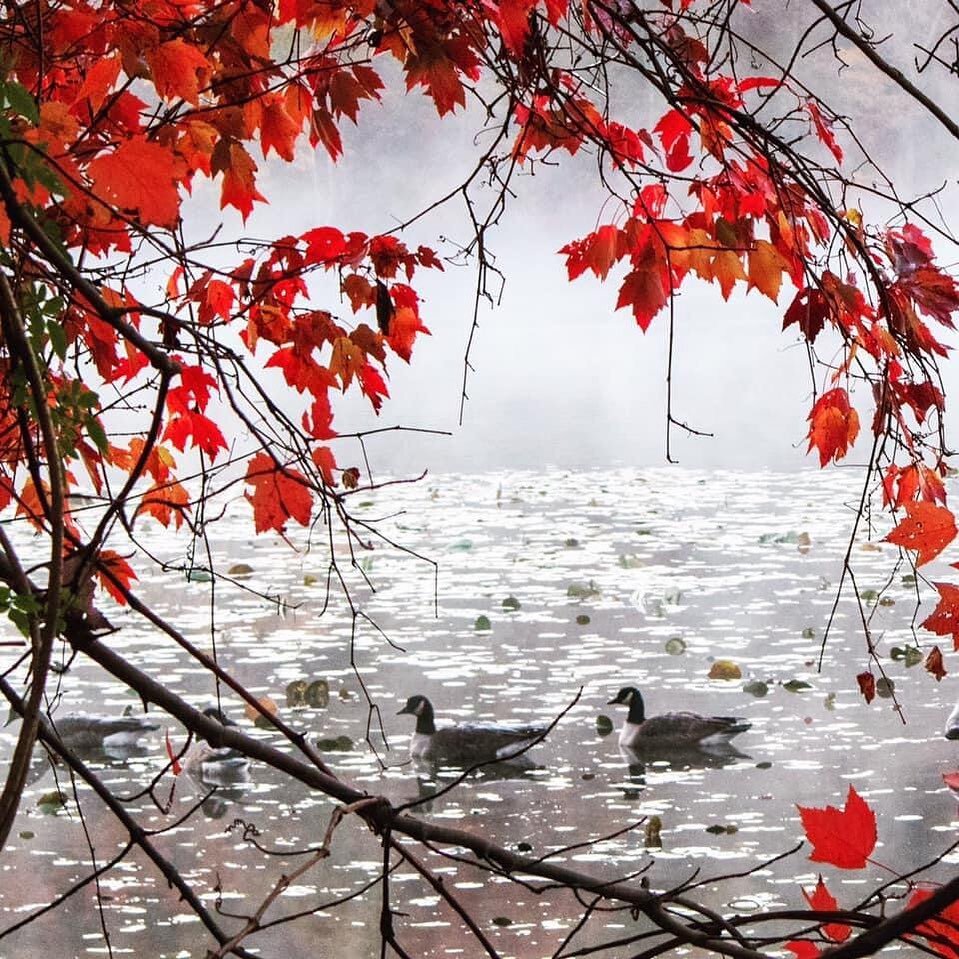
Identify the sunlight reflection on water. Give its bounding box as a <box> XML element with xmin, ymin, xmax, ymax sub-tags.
<box><xmin>1</xmin><ymin>467</ymin><xmax>958</xmax><ymax>958</ymax></box>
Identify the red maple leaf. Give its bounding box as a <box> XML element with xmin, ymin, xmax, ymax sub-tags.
<box><xmin>922</xmin><ymin>582</ymin><xmax>959</xmax><ymax>650</ymax></box>
<box><xmin>785</xmin><ymin>943</ymin><xmax>822</xmax><ymax>959</ymax></box>
<box><xmin>885</xmin><ymin>501</ymin><xmax>957</xmax><ymax>567</ymax></box>
<box><xmin>907</xmin><ymin>889</ymin><xmax>959</xmax><ymax>959</ymax></box>
<box><xmin>163</xmin><ymin>410</ymin><xmax>227</xmax><ymax>460</ymax></box>
<box><xmin>856</xmin><ymin>671</ymin><xmax>876</xmax><ymax>704</ymax></box>
<box><xmin>802</xmin><ymin>876</ymin><xmax>851</xmax><ymax>942</ymax></box>
<box><xmin>87</xmin><ymin>137</ymin><xmax>184</xmax><ymax>229</ymax></box>
<box><xmin>146</xmin><ymin>39</ymin><xmax>211</xmax><ymax>106</ymax></box>
<box><xmin>783</xmin><ymin>287</ymin><xmax>830</xmax><ymax>343</ymax></box>
<box><xmin>943</xmin><ymin>771</ymin><xmax>959</xmax><ymax>793</ymax></box>
<box><xmin>560</xmin><ymin>224</ymin><xmax>623</xmax><ymax>281</ymax></box>
<box><xmin>807</xmin><ymin>388</ymin><xmax>859</xmax><ymax>466</ymax></box>
<box><xmin>797</xmin><ymin>784</ymin><xmax>877</xmax><ymax>869</ymax></box>
<box><xmin>244</xmin><ymin>452</ymin><xmax>313</xmax><ymax>533</ymax></box>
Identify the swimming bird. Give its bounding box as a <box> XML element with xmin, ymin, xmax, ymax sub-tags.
<box><xmin>397</xmin><ymin>695</ymin><xmax>548</xmax><ymax>765</ymax></box>
<box><xmin>183</xmin><ymin>706</ymin><xmax>251</xmax><ymax>786</ymax></box>
<box><xmin>945</xmin><ymin>701</ymin><xmax>959</xmax><ymax>740</ymax></box>
<box><xmin>607</xmin><ymin>686</ymin><xmax>750</xmax><ymax>749</ymax></box>
<box><xmin>49</xmin><ymin>710</ymin><xmax>161</xmax><ymax>755</ymax></box>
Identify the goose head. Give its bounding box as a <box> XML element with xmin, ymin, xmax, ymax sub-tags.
<box><xmin>398</xmin><ymin>695</ymin><xmax>432</xmax><ymax>719</ymax></box>
<box><xmin>607</xmin><ymin>687</ymin><xmax>647</xmax><ymax>726</ymax></box>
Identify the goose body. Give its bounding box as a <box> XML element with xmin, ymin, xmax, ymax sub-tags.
<box><xmin>398</xmin><ymin>695</ymin><xmax>547</xmax><ymax>765</ymax></box>
<box><xmin>51</xmin><ymin>711</ymin><xmax>161</xmax><ymax>752</ymax></box>
<box><xmin>946</xmin><ymin>702</ymin><xmax>959</xmax><ymax>740</ymax></box>
<box><xmin>608</xmin><ymin>687</ymin><xmax>750</xmax><ymax>749</ymax></box>
<box><xmin>183</xmin><ymin>706</ymin><xmax>251</xmax><ymax>785</ymax></box>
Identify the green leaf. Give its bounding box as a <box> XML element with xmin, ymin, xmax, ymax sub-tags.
<box><xmin>474</xmin><ymin>615</ymin><xmax>491</xmax><ymax>631</ymax></box>
<box><xmin>3</xmin><ymin>80</ymin><xmax>38</xmax><ymax>123</ymax></box>
<box><xmin>781</xmin><ymin>679</ymin><xmax>812</xmax><ymax>693</ymax></box>
<box><xmin>665</xmin><ymin>637</ymin><xmax>686</xmax><ymax>655</ymax></box>
<box><xmin>595</xmin><ymin>714</ymin><xmax>613</xmax><ymax>735</ymax></box>
<box><xmin>502</xmin><ymin>595</ymin><xmax>521</xmax><ymax>611</ymax></box>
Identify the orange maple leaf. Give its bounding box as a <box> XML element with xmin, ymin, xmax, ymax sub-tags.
<box><xmin>245</xmin><ymin>452</ymin><xmax>312</xmax><ymax>534</ymax></box>
<box><xmin>748</xmin><ymin>239</ymin><xmax>789</xmax><ymax>303</ymax></box>
<box><xmin>146</xmin><ymin>39</ymin><xmax>211</xmax><ymax>106</ymax></box>
<box><xmin>87</xmin><ymin>137</ymin><xmax>184</xmax><ymax>229</ymax></box>
<box><xmin>885</xmin><ymin>501</ymin><xmax>957</xmax><ymax>567</ymax></box>
<box><xmin>807</xmin><ymin>388</ymin><xmax>859</xmax><ymax>466</ymax></box>
<box><xmin>98</xmin><ymin>550</ymin><xmax>138</xmax><ymax>605</ymax></box>
<box><xmin>211</xmin><ymin>140</ymin><xmax>267</xmax><ymax>221</ymax></box>
<box><xmin>136</xmin><ymin>480</ymin><xmax>191</xmax><ymax>530</ymax></box>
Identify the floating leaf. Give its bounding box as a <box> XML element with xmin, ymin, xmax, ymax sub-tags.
<box><xmin>564</xmin><ymin>537</ymin><xmax>580</xmax><ymax>547</ymax></box>
<box><xmin>708</xmin><ymin>659</ymin><xmax>742</xmax><ymax>680</ymax></box>
<box><xmin>705</xmin><ymin>823</ymin><xmax>738</xmax><ymax>835</ymax></box>
<box><xmin>516</xmin><ymin>841</ymin><xmax>533</xmax><ymax>852</ymax></box>
<box><xmin>245</xmin><ymin>695</ymin><xmax>278</xmax><ymax>727</ymax></box>
<box><xmin>644</xmin><ymin>815</ymin><xmax>662</xmax><ymax>848</ymax></box>
<box><xmin>595</xmin><ymin>715</ymin><xmax>614</xmax><ymax>736</ymax></box>
<box><xmin>860</xmin><ymin>589</ymin><xmax>879</xmax><ymax>603</ymax></box>
<box><xmin>618</xmin><ymin>554</ymin><xmax>644</xmax><ymax>568</ymax></box>
<box><xmin>797</xmin><ymin>531</ymin><xmax>812</xmax><ymax>554</ymax></box>
<box><xmin>286</xmin><ymin>680</ymin><xmax>308</xmax><ymax>707</ymax></box>
<box><xmin>743</xmin><ymin>680</ymin><xmax>769</xmax><ymax>697</ymax></box>
<box><xmin>228</xmin><ymin>562</ymin><xmax>254</xmax><ymax>577</ymax></box>
<box><xmin>450</xmin><ymin>539</ymin><xmax>473</xmax><ymax>551</ymax></box>
<box><xmin>502</xmin><ymin>595</ymin><xmax>521</xmax><ymax>611</ymax></box>
<box><xmin>824</xmin><ymin>693</ymin><xmax>836</xmax><ymax>711</ymax></box>
<box><xmin>474</xmin><ymin>615</ymin><xmax>492</xmax><ymax>631</ymax></box>
<box><xmin>878</xmin><ymin>596</ymin><xmax>895</xmax><ymax>607</ymax></box>
<box><xmin>782</xmin><ymin>679</ymin><xmax>812</xmax><ymax>693</ymax></box>
<box><xmin>664</xmin><ymin>637</ymin><xmax>686</xmax><ymax>655</ymax></box>
<box><xmin>306</xmin><ymin>679</ymin><xmax>330</xmax><ymax>707</ymax></box>
<box><xmin>492</xmin><ymin>917</ymin><xmax>512</xmax><ymax>927</ymax></box>
<box><xmin>575</xmin><ymin>614</ymin><xmax>590</xmax><ymax>625</ymax></box>
<box><xmin>18</xmin><ymin>830</ymin><xmax>34</xmax><ymax>840</ymax></box>
<box><xmin>802</xmin><ymin>627</ymin><xmax>816</xmax><ymax>639</ymax></box>
<box><xmin>567</xmin><ymin>581</ymin><xmax>601</xmax><ymax>599</ymax></box>
<box><xmin>37</xmin><ymin>790</ymin><xmax>67</xmax><ymax>813</ymax></box>
<box><xmin>902</xmin><ymin>574</ymin><xmax>917</xmax><ymax>586</ymax></box>
<box><xmin>876</xmin><ymin>677</ymin><xmax>895</xmax><ymax>698</ymax></box>
<box><xmin>756</xmin><ymin>761</ymin><xmax>773</xmax><ymax>770</ymax></box>
<box><xmin>316</xmin><ymin>735</ymin><xmax>354</xmax><ymax>751</ymax></box>
<box><xmin>303</xmin><ymin>574</ymin><xmax>318</xmax><ymax>586</ymax></box>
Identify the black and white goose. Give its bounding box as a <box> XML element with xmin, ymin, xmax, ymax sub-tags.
<box><xmin>946</xmin><ymin>701</ymin><xmax>959</xmax><ymax>740</ymax></box>
<box><xmin>607</xmin><ymin>686</ymin><xmax>750</xmax><ymax>749</ymax></box>
<box><xmin>397</xmin><ymin>695</ymin><xmax>547</xmax><ymax>765</ymax></box>
<box><xmin>50</xmin><ymin>710</ymin><xmax>161</xmax><ymax>754</ymax></box>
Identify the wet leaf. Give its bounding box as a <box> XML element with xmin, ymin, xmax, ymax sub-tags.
<box><xmin>756</xmin><ymin>761</ymin><xmax>773</xmax><ymax>769</ymax></box>
<box><xmin>306</xmin><ymin>679</ymin><xmax>330</xmax><ymax>707</ymax></box>
<box><xmin>824</xmin><ymin>693</ymin><xmax>837</xmax><ymax>711</ymax></box>
<box><xmin>665</xmin><ymin>637</ymin><xmax>686</xmax><ymax>655</ymax></box>
<box><xmin>705</xmin><ymin>823</ymin><xmax>738</xmax><ymax>835</ymax></box>
<box><xmin>245</xmin><ymin>696</ymin><xmax>278</xmax><ymax>727</ymax></box>
<box><xmin>316</xmin><ymin>735</ymin><xmax>354</xmax><ymax>751</ymax></box>
<box><xmin>516</xmin><ymin>841</ymin><xmax>533</xmax><ymax>852</ymax></box>
<box><xmin>567</xmin><ymin>581</ymin><xmax>601</xmax><ymax>599</ymax></box>
<box><xmin>474</xmin><ymin>615</ymin><xmax>492</xmax><ymax>631</ymax></box>
<box><xmin>878</xmin><ymin>596</ymin><xmax>895</xmax><ymax>607</ymax></box>
<box><xmin>228</xmin><ymin>562</ymin><xmax>254</xmax><ymax>577</ymax></box>
<box><xmin>303</xmin><ymin>574</ymin><xmax>318</xmax><ymax>586</ymax></box>
<box><xmin>502</xmin><ymin>595</ymin><xmax>521</xmax><ymax>611</ymax></box>
<box><xmin>876</xmin><ymin>677</ymin><xmax>895</xmax><ymax>698</ymax></box>
<box><xmin>797</xmin><ymin>531</ymin><xmax>812</xmax><ymax>554</ymax></box>
<box><xmin>860</xmin><ymin>589</ymin><xmax>878</xmax><ymax>603</ymax></box>
<box><xmin>708</xmin><ymin>659</ymin><xmax>742</xmax><ymax>680</ymax></box>
<box><xmin>644</xmin><ymin>815</ymin><xmax>663</xmax><ymax>848</ymax></box>
<box><xmin>902</xmin><ymin>574</ymin><xmax>917</xmax><ymax>586</ymax></box>
<box><xmin>286</xmin><ymin>680</ymin><xmax>308</xmax><ymax>706</ymax></box>
<box><xmin>856</xmin><ymin>672</ymin><xmax>875</xmax><ymax>704</ymax></box>
<box><xmin>618</xmin><ymin>554</ymin><xmax>644</xmax><ymax>568</ymax></box>
<box><xmin>802</xmin><ymin>627</ymin><xmax>816</xmax><ymax>639</ymax></box>
<box><xmin>903</xmin><ymin>646</ymin><xmax>924</xmax><ymax>667</ymax></box>
<box><xmin>595</xmin><ymin>715</ymin><xmax>614</xmax><ymax>736</ymax></box>
<box><xmin>564</xmin><ymin>537</ymin><xmax>579</xmax><ymax>547</ymax></box>
<box><xmin>782</xmin><ymin>679</ymin><xmax>812</xmax><ymax>692</ymax></box>
<box><xmin>492</xmin><ymin>917</ymin><xmax>512</xmax><ymax>927</ymax></box>
<box><xmin>37</xmin><ymin>790</ymin><xmax>67</xmax><ymax>813</ymax></box>
<box><xmin>18</xmin><ymin>830</ymin><xmax>34</xmax><ymax>840</ymax></box>
<box><xmin>743</xmin><ymin>680</ymin><xmax>769</xmax><ymax>697</ymax></box>
<box><xmin>450</xmin><ymin>539</ymin><xmax>473</xmax><ymax>551</ymax></box>
<box><xmin>575</xmin><ymin>614</ymin><xmax>590</xmax><ymax>625</ymax></box>
<box><xmin>664</xmin><ymin>588</ymin><xmax>682</xmax><ymax>605</ymax></box>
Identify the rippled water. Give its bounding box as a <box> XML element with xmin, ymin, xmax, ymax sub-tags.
<box><xmin>1</xmin><ymin>468</ymin><xmax>957</xmax><ymax>958</ymax></box>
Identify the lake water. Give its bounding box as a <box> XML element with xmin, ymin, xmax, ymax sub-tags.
<box><xmin>1</xmin><ymin>467</ymin><xmax>957</xmax><ymax>958</ymax></box>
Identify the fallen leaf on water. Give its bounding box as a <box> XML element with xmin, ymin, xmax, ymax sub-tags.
<box><xmin>708</xmin><ymin>659</ymin><xmax>742</xmax><ymax>680</ymax></box>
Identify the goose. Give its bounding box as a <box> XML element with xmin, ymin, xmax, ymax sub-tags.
<box><xmin>607</xmin><ymin>686</ymin><xmax>750</xmax><ymax>749</ymax></box>
<box><xmin>183</xmin><ymin>706</ymin><xmax>251</xmax><ymax>786</ymax></box>
<box><xmin>397</xmin><ymin>695</ymin><xmax>548</xmax><ymax>765</ymax></box>
<box><xmin>49</xmin><ymin>710</ymin><xmax>161</xmax><ymax>754</ymax></box>
<box><xmin>946</xmin><ymin>701</ymin><xmax>959</xmax><ymax>740</ymax></box>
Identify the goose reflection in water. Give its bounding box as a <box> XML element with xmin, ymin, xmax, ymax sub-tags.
<box><xmin>616</xmin><ymin>741</ymin><xmax>752</xmax><ymax>795</ymax></box>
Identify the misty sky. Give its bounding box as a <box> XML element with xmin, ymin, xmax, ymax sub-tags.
<box><xmin>179</xmin><ymin>7</ymin><xmax>959</xmax><ymax>479</ymax></box>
